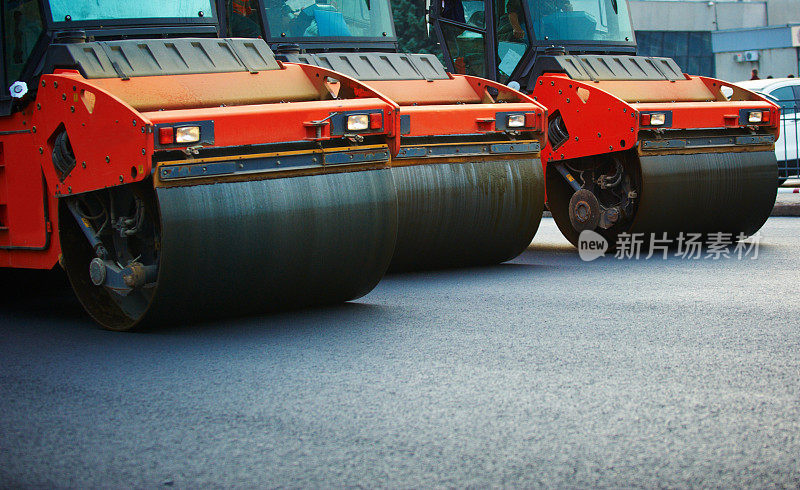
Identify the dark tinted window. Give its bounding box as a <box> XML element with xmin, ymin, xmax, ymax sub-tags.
<box><xmin>440</xmin><ymin>22</ymin><xmax>486</xmax><ymax>77</ymax></box>
<box><xmin>3</xmin><ymin>0</ymin><xmax>44</xmax><ymax>85</ymax></box>
<box><xmin>227</xmin><ymin>0</ymin><xmax>264</xmax><ymax>37</ymax></box>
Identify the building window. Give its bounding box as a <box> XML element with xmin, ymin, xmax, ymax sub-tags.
<box><xmin>636</xmin><ymin>31</ymin><xmax>715</xmax><ymax>78</ymax></box>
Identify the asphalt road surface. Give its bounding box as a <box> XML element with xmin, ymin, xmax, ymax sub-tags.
<box><xmin>2</xmin><ymin>218</ymin><xmax>799</xmax><ymax>487</ymax></box>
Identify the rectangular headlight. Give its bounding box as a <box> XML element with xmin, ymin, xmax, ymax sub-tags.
<box><xmin>649</xmin><ymin>113</ymin><xmax>666</xmax><ymax>126</ymax></box>
<box><xmin>346</xmin><ymin>114</ymin><xmax>369</xmax><ymax>131</ymax></box>
<box><xmin>175</xmin><ymin>126</ymin><xmax>201</xmax><ymax>143</ymax></box>
<box><xmin>507</xmin><ymin>114</ymin><xmax>525</xmax><ymax>128</ymax></box>
<box><xmin>747</xmin><ymin>111</ymin><xmax>763</xmax><ymax>123</ymax></box>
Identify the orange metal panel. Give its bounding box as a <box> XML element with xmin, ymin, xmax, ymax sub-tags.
<box><xmin>31</xmin><ymin>72</ymin><xmax>153</xmax><ymax>197</ymax></box>
<box><xmin>365</xmin><ymin>73</ymin><xmax>546</xmax><ymax>140</ymax></box>
<box><xmin>144</xmin><ymin>98</ymin><xmax>396</xmax><ymax>148</ymax></box>
<box><xmin>536</xmin><ymin>74</ymin><xmax>781</xmax><ymax>165</ymax></box>
<box><xmin>632</xmin><ymin>101</ymin><xmax>779</xmax><ymax>133</ymax></box>
<box><xmin>0</xmin><ymin>111</ymin><xmax>59</xmax><ymax>269</ymax></box>
<box><xmin>400</xmin><ymin>102</ymin><xmax>544</xmax><ymax>136</ymax></box>
<box><xmin>366</xmin><ymin>79</ymin><xmax>483</xmax><ymax>106</ymax></box>
<box><xmin>590</xmin><ymin>77</ymin><xmax>717</xmax><ymax>103</ymax></box>
<box><xmin>696</xmin><ymin>76</ymin><xmax>767</xmax><ymax>102</ymax></box>
<box><xmin>535</xmin><ymin>74</ymin><xmax>639</xmax><ymax>163</ymax></box>
<box><xmin>83</xmin><ymin>64</ymin><xmax>328</xmax><ymax>112</ymax></box>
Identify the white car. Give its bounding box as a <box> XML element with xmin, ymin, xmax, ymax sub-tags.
<box><xmin>732</xmin><ymin>78</ymin><xmax>799</xmax><ymax>183</ymax></box>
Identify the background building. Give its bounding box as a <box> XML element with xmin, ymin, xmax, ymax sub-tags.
<box><xmin>631</xmin><ymin>0</ymin><xmax>800</xmax><ymax>82</ymax></box>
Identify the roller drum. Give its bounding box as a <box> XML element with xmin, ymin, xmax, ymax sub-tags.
<box><xmin>390</xmin><ymin>157</ymin><xmax>544</xmax><ymax>270</ymax></box>
<box><xmin>61</xmin><ymin>169</ymin><xmax>397</xmax><ymax>330</ymax></box>
<box><xmin>633</xmin><ymin>151</ymin><xmax>777</xmax><ymax>237</ymax></box>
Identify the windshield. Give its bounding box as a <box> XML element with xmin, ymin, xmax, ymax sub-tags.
<box><xmin>263</xmin><ymin>0</ymin><xmax>394</xmax><ymax>38</ymax></box>
<box><xmin>48</xmin><ymin>0</ymin><xmax>214</xmax><ymax>22</ymax></box>
<box><xmin>525</xmin><ymin>0</ymin><xmax>633</xmax><ymax>43</ymax></box>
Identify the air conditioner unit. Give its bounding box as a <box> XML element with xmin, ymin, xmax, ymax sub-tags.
<box><xmin>733</xmin><ymin>53</ymin><xmax>744</xmax><ymax>62</ymax></box>
<box><xmin>744</xmin><ymin>50</ymin><xmax>759</xmax><ymax>61</ymax></box>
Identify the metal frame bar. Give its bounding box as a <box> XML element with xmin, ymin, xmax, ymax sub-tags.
<box><xmin>778</xmin><ymin>96</ymin><xmax>800</xmax><ymax>179</ymax></box>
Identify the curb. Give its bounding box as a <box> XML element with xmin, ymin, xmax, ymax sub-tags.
<box><xmin>772</xmin><ymin>188</ymin><xmax>800</xmax><ymax>216</ymax></box>
<box><xmin>771</xmin><ymin>203</ymin><xmax>800</xmax><ymax>217</ymax></box>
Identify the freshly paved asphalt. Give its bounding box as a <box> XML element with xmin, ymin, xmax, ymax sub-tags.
<box><xmin>1</xmin><ymin>218</ymin><xmax>799</xmax><ymax>487</ymax></box>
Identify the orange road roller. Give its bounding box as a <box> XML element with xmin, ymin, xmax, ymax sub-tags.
<box><xmin>1</xmin><ymin>2</ymin><xmax>402</xmax><ymax>330</ymax></box>
<box><xmin>430</xmin><ymin>0</ymin><xmax>780</xmax><ymax>247</ymax></box>
<box><xmin>224</xmin><ymin>0</ymin><xmax>549</xmax><ymax>270</ymax></box>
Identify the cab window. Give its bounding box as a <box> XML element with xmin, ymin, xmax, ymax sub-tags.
<box><xmin>526</xmin><ymin>0</ymin><xmax>633</xmax><ymax>43</ymax></box>
<box><xmin>227</xmin><ymin>0</ymin><xmax>264</xmax><ymax>37</ymax></box>
<box><xmin>438</xmin><ymin>0</ymin><xmax>487</xmax><ymax>77</ymax></box>
<box><xmin>495</xmin><ymin>0</ymin><xmax>529</xmax><ymax>82</ymax></box>
<box><xmin>3</xmin><ymin>0</ymin><xmax>44</xmax><ymax>85</ymax></box>
<box><xmin>262</xmin><ymin>0</ymin><xmax>393</xmax><ymax>38</ymax></box>
<box><xmin>48</xmin><ymin>0</ymin><xmax>214</xmax><ymax>22</ymax></box>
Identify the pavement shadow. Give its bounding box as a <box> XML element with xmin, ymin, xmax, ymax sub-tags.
<box><xmin>0</xmin><ymin>265</ymin><xmax>397</xmax><ymax>337</ymax></box>
<box><xmin>136</xmin><ymin>301</ymin><xmax>396</xmax><ymax>338</ymax></box>
<box><xmin>0</xmin><ymin>268</ymin><xmax>86</xmax><ymax>322</ymax></box>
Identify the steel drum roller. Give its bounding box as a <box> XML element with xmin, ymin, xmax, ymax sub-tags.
<box><xmin>390</xmin><ymin>157</ymin><xmax>544</xmax><ymax>270</ymax></box>
<box><xmin>547</xmin><ymin>150</ymin><xmax>777</xmax><ymax>246</ymax></box>
<box><xmin>632</xmin><ymin>151</ymin><xmax>776</xmax><ymax>237</ymax></box>
<box><xmin>60</xmin><ymin>169</ymin><xmax>398</xmax><ymax>330</ymax></box>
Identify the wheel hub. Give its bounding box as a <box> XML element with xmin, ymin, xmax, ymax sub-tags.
<box><xmin>568</xmin><ymin>189</ymin><xmax>601</xmax><ymax>232</ymax></box>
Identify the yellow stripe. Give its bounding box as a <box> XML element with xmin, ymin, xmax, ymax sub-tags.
<box><xmin>401</xmin><ymin>139</ymin><xmax>540</xmax><ymax>148</ymax></box>
<box><xmin>157</xmin><ymin>144</ymin><xmax>389</xmax><ymax>167</ymax></box>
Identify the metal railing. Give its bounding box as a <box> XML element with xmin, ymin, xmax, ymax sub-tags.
<box><xmin>777</xmin><ymin>97</ymin><xmax>799</xmax><ymax>183</ymax></box>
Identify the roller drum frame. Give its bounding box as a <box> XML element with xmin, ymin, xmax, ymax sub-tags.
<box><xmin>547</xmin><ymin>149</ymin><xmax>778</xmax><ymax>247</ymax></box>
<box><xmin>390</xmin><ymin>157</ymin><xmax>545</xmax><ymax>270</ymax></box>
<box><xmin>60</xmin><ymin>169</ymin><xmax>398</xmax><ymax>330</ymax></box>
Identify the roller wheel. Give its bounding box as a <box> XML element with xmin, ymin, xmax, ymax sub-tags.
<box><xmin>546</xmin><ymin>149</ymin><xmax>778</xmax><ymax>248</ymax></box>
<box><xmin>547</xmin><ymin>151</ymin><xmax>641</xmax><ymax>247</ymax></box>
<box><xmin>59</xmin><ymin>169</ymin><xmax>397</xmax><ymax>330</ymax></box>
<box><xmin>59</xmin><ymin>183</ymin><xmax>161</xmax><ymax>331</ymax></box>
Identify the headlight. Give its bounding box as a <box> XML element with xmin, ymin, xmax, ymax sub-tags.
<box><xmin>649</xmin><ymin>113</ymin><xmax>666</xmax><ymax>126</ymax></box>
<box><xmin>346</xmin><ymin>114</ymin><xmax>369</xmax><ymax>131</ymax></box>
<box><xmin>175</xmin><ymin>126</ymin><xmax>201</xmax><ymax>143</ymax></box>
<box><xmin>507</xmin><ymin>114</ymin><xmax>525</xmax><ymax>128</ymax></box>
<box><xmin>747</xmin><ymin>111</ymin><xmax>763</xmax><ymax>123</ymax></box>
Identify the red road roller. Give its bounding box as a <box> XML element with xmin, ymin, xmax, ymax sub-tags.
<box><xmin>1</xmin><ymin>1</ymin><xmax>401</xmax><ymax>329</ymax></box>
<box><xmin>222</xmin><ymin>0</ymin><xmax>549</xmax><ymax>269</ymax></box>
<box><xmin>430</xmin><ymin>0</ymin><xmax>779</xmax><ymax>247</ymax></box>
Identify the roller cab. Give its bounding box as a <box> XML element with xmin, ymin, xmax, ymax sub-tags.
<box><xmin>1</xmin><ymin>0</ymin><xmax>399</xmax><ymax>330</ymax></box>
<box><xmin>429</xmin><ymin>0</ymin><xmax>780</xmax><ymax>248</ymax></box>
<box><xmin>227</xmin><ymin>0</ymin><xmax>548</xmax><ymax>269</ymax></box>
